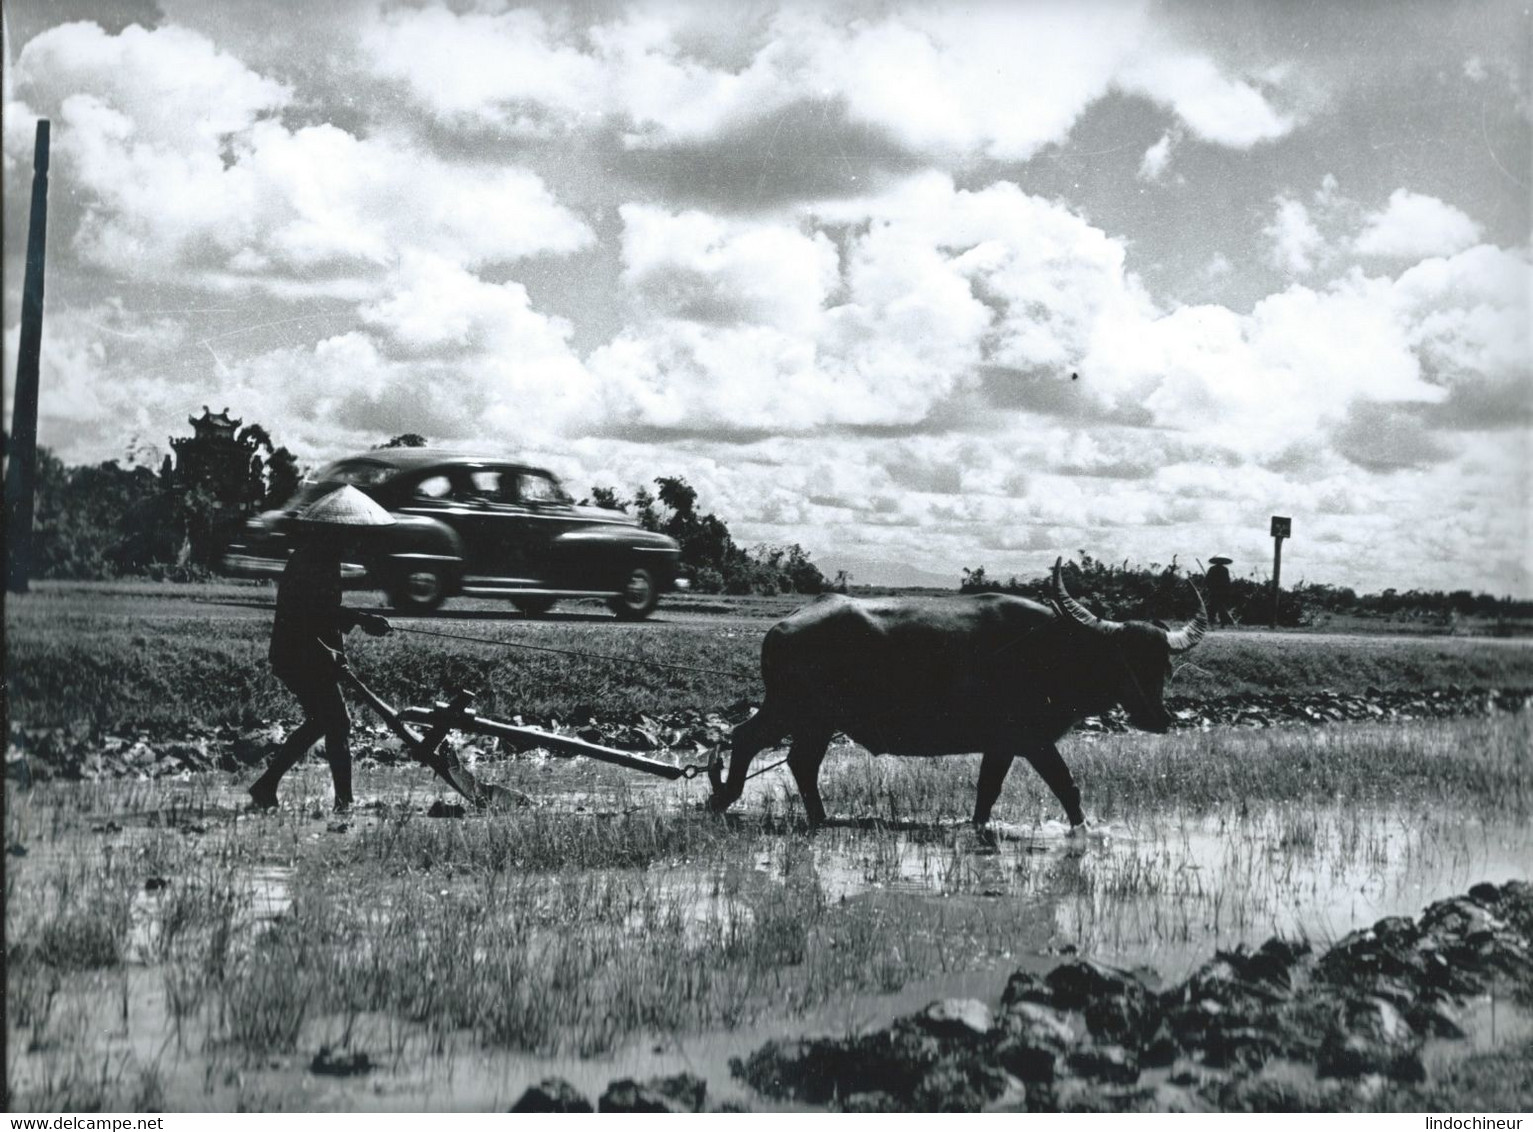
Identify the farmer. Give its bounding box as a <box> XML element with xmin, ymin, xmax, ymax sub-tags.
<box><xmin>248</xmin><ymin>485</ymin><xmax>394</xmax><ymax>812</ymax></box>
<box><xmin>1206</xmin><ymin>556</ymin><xmax>1236</xmax><ymax>628</ymax></box>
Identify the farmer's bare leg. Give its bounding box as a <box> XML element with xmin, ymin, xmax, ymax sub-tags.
<box><xmin>249</xmin><ymin>715</ymin><xmax>324</xmax><ymax>806</ymax></box>
<box><xmin>787</xmin><ymin>726</ymin><xmax>834</xmax><ymax>827</ymax></box>
<box><xmin>310</xmin><ymin>681</ymin><xmax>353</xmax><ymax>809</ymax></box>
<box><xmin>711</xmin><ymin>703</ymin><xmax>790</xmax><ymax>813</ymax></box>
<box><xmin>1024</xmin><ymin>743</ymin><xmax>1085</xmax><ymax>827</ymax></box>
<box><xmin>974</xmin><ymin>749</ymin><xmax>1016</xmax><ymax>825</ymax></box>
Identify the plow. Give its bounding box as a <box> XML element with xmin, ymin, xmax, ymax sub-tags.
<box><xmin>337</xmin><ymin>662</ymin><xmax>722</xmax><ymax>808</ymax></box>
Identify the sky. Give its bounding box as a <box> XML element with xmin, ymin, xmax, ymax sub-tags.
<box><xmin>3</xmin><ymin>0</ymin><xmax>1530</xmax><ymax>594</ymax></box>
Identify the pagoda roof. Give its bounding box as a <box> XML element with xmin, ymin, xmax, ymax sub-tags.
<box><xmin>190</xmin><ymin>405</ymin><xmax>242</xmax><ymax>430</ymax></box>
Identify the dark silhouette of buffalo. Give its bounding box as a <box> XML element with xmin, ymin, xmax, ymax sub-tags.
<box><xmin>709</xmin><ymin>558</ymin><xmax>1207</xmax><ymax>828</ymax></box>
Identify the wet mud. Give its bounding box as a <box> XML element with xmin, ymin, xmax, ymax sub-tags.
<box><xmin>8</xmin><ymin>685</ymin><xmax>1530</xmax><ymax>783</ymax></box>
<box><xmin>726</xmin><ymin>882</ymin><xmax>1533</xmax><ymax>1112</ymax></box>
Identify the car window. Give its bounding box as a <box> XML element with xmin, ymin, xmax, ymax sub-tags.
<box><xmin>518</xmin><ymin>472</ymin><xmax>565</xmax><ymax>505</ymax></box>
<box><xmin>312</xmin><ymin>459</ymin><xmax>395</xmax><ymax>488</ymax></box>
<box><xmin>470</xmin><ymin>470</ymin><xmax>502</xmax><ymax>497</ymax></box>
<box><xmin>413</xmin><ymin>474</ymin><xmax>452</xmax><ymax>500</ymax></box>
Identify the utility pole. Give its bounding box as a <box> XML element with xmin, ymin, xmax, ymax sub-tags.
<box><xmin>6</xmin><ymin>120</ymin><xmax>51</xmax><ymax>594</ymax></box>
<box><xmin>1269</xmin><ymin>515</ymin><xmax>1291</xmax><ymax>629</ymax></box>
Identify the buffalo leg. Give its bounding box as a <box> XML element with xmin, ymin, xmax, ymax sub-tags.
<box><xmin>974</xmin><ymin>749</ymin><xmax>1016</xmax><ymax>825</ymax></box>
<box><xmin>1024</xmin><ymin>743</ymin><xmax>1085</xmax><ymax>826</ymax></box>
<box><xmin>787</xmin><ymin>726</ymin><xmax>834</xmax><ymax>827</ymax></box>
<box><xmin>710</xmin><ymin>704</ymin><xmax>790</xmax><ymax>813</ymax></box>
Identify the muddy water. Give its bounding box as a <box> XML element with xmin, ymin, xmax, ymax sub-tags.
<box><xmin>7</xmin><ymin>770</ymin><xmax>1531</xmax><ymax>1111</ymax></box>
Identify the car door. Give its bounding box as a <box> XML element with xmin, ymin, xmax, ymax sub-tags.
<box><xmin>398</xmin><ymin>467</ymin><xmax>531</xmax><ymax>583</ymax></box>
<box><xmin>453</xmin><ymin>467</ymin><xmax>536</xmax><ymax>582</ymax></box>
<box><xmin>505</xmin><ymin>468</ymin><xmax>578</xmax><ymax>584</ymax></box>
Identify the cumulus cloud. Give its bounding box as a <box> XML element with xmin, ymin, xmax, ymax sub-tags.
<box><xmin>7</xmin><ymin>21</ymin><xmax>592</xmax><ymax>293</ymax></box>
<box><xmin>356</xmin><ymin>1</ymin><xmax>1295</xmax><ymax>170</ymax></box>
<box><xmin>1138</xmin><ymin>131</ymin><xmax>1176</xmax><ymax>181</ymax></box>
<box><xmin>1264</xmin><ymin>196</ymin><xmax>1325</xmax><ymax>274</ymax></box>
<box><xmin>589</xmin><ymin>173</ymin><xmax>1163</xmax><ymax>434</ymax></box>
<box><xmin>1117</xmin><ymin>49</ymin><xmax>1293</xmax><ymax>147</ymax></box>
<box><xmin>1354</xmin><ymin>189</ymin><xmax>1483</xmax><ymax>259</ymax></box>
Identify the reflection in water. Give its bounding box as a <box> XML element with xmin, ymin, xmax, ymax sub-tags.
<box><xmin>756</xmin><ymin>804</ymin><xmax>1533</xmax><ymax>982</ymax></box>
<box><xmin>9</xmin><ymin>773</ymin><xmax>1530</xmax><ymax>1111</ymax></box>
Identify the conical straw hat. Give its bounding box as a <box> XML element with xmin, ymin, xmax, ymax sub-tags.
<box><xmin>1208</xmin><ymin>556</ymin><xmax>1233</xmax><ymax>565</ymax></box>
<box><xmin>296</xmin><ymin>485</ymin><xmax>396</xmax><ymax>527</ymax></box>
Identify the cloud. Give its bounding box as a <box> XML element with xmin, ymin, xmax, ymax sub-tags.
<box><xmin>1354</xmin><ymin>189</ymin><xmax>1483</xmax><ymax>259</ymax></box>
<box><xmin>1138</xmin><ymin>131</ymin><xmax>1176</xmax><ymax>181</ymax></box>
<box><xmin>1264</xmin><ymin>196</ymin><xmax>1325</xmax><ymax>275</ymax></box>
<box><xmin>1391</xmin><ymin>244</ymin><xmax>1531</xmax><ymax>429</ymax></box>
<box><xmin>363</xmin><ymin>5</ymin><xmax>602</xmax><ymax>134</ymax></box>
<box><xmin>1117</xmin><ymin>49</ymin><xmax>1293</xmax><ymax>147</ymax></box>
<box><xmin>618</xmin><ymin>203</ymin><xmax>838</xmax><ymax>332</ymax></box>
<box><xmin>7</xmin><ymin>21</ymin><xmax>593</xmax><ymax>293</ymax></box>
<box><xmin>589</xmin><ymin>173</ymin><xmax>1164</xmax><ymax>434</ymax></box>
<box><xmin>1332</xmin><ymin>401</ymin><xmax>1454</xmax><ymax>472</ymax></box>
<box><xmin>354</xmin><ymin>1</ymin><xmax>1296</xmax><ymax>176</ymax></box>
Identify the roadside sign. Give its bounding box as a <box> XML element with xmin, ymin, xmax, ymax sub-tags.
<box><xmin>1270</xmin><ymin>516</ymin><xmax>1291</xmax><ymax>539</ymax></box>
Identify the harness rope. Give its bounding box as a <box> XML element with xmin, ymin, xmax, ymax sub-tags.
<box><xmin>380</xmin><ymin>624</ymin><xmax>791</xmax><ymax>783</ymax></box>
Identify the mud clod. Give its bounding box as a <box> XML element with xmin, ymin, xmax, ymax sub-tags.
<box><xmin>310</xmin><ymin>1046</ymin><xmax>373</xmax><ymax>1077</ymax></box>
<box><xmin>510</xmin><ymin>1077</ymin><xmax>594</xmax><ymax>1112</ymax></box>
<box><xmin>731</xmin><ymin>882</ymin><xmax>1533</xmax><ymax>1112</ymax></box>
<box><xmin>598</xmin><ymin>1072</ymin><xmax>707</xmax><ymax>1113</ymax></box>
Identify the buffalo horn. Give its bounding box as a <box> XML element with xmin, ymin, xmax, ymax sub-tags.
<box><xmin>1164</xmin><ymin>583</ymin><xmax>1208</xmax><ymax>654</ymax></box>
<box><xmin>1052</xmin><ymin>557</ymin><xmax>1123</xmax><ymax>634</ymax></box>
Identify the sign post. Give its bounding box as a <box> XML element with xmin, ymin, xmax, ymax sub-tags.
<box><xmin>5</xmin><ymin>120</ymin><xmax>51</xmax><ymax>594</ymax></box>
<box><xmin>1269</xmin><ymin>515</ymin><xmax>1291</xmax><ymax>629</ymax></box>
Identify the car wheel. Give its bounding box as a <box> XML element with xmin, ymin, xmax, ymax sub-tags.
<box><xmin>388</xmin><ymin>563</ymin><xmax>451</xmax><ymax>614</ymax></box>
<box><xmin>608</xmin><ymin>566</ymin><xmax>659</xmax><ymax>620</ymax></box>
<box><xmin>512</xmin><ymin>595</ymin><xmax>557</xmax><ymax>617</ymax></box>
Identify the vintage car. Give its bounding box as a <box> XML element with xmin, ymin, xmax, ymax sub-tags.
<box><xmin>221</xmin><ymin>449</ymin><xmax>684</xmax><ymax>618</ymax></box>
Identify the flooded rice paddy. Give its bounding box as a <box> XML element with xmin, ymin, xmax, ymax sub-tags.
<box><xmin>6</xmin><ymin>713</ymin><xmax>1531</xmax><ymax>1111</ymax></box>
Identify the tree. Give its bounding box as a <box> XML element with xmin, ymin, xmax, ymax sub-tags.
<box><xmin>583</xmin><ymin>485</ymin><xmax>629</xmax><ymax>511</ymax></box>
<box><xmin>263</xmin><ymin>447</ymin><xmax>301</xmax><ymax>509</ymax></box>
<box><xmin>378</xmin><ymin>433</ymin><xmax>428</xmax><ymax>449</ymax></box>
<box><xmin>624</xmin><ymin>474</ymin><xmax>827</xmax><ymax>595</ymax></box>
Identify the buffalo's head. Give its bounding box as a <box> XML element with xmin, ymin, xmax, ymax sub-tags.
<box><xmin>1051</xmin><ymin>558</ymin><xmax>1206</xmax><ymax>733</ymax></box>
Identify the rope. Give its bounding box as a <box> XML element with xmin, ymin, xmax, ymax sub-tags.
<box><xmin>390</xmin><ymin>624</ymin><xmax>756</xmax><ymax>681</ymax></box>
<box><xmin>745</xmin><ymin>755</ymin><xmax>790</xmax><ymax>781</ymax></box>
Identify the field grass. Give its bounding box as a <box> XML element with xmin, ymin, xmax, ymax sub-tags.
<box><xmin>6</xmin><ymin>706</ymin><xmax>1530</xmax><ymax>1110</ymax></box>
<box><xmin>8</xmin><ymin>581</ymin><xmax>1533</xmax><ymax>730</ymax></box>
<box><xmin>812</xmin><ymin>712</ymin><xmax>1533</xmax><ymax>825</ymax></box>
<box><xmin>7</xmin><ymin>581</ymin><xmax>1533</xmax><ymax>1111</ymax></box>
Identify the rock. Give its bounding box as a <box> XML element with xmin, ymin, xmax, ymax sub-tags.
<box><xmin>1468</xmin><ymin>881</ymin><xmax>1503</xmax><ymax>906</ymax></box>
<box><xmin>1084</xmin><ymin>989</ymin><xmax>1159</xmax><ymax>1047</ymax></box>
<box><xmin>1046</xmin><ymin>959</ymin><xmax>1150</xmax><ymax>1010</ymax></box>
<box><xmin>310</xmin><ymin>1045</ymin><xmax>372</xmax><ymax>1076</ymax></box>
<box><xmin>992</xmin><ymin>1036</ymin><xmax>1057</xmax><ymax>1084</ymax></box>
<box><xmin>1000</xmin><ymin>1001</ymin><xmax>1075</xmax><ymax>1048</ymax></box>
<box><xmin>599</xmin><ymin>1073</ymin><xmax>706</xmax><ymax>1113</ymax></box>
<box><xmin>911</xmin><ymin>1062</ymin><xmax>1022</xmax><ymax>1112</ymax></box>
<box><xmin>1316</xmin><ymin>997</ymin><xmax>1424</xmax><ymax>1082</ymax></box>
<box><xmin>1066</xmin><ymin>1044</ymin><xmax>1140</xmax><ymax>1085</ymax></box>
<box><xmin>1000</xmin><ymin>970</ymin><xmax>1054</xmax><ymax>1009</ymax></box>
<box><xmin>731</xmin><ymin>1029</ymin><xmax>942</xmax><ymax>1107</ymax></box>
<box><xmin>908</xmin><ymin>998</ymin><xmax>993</xmax><ymax>1041</ymax></box>
<box><xmin>1148</xmin><ymin>1083</ymin><xmax>1214</xmax><ymax>1113</ymax></box>
<box><xmin>510</xmin><ymin>1078</ymin><xmax>593</xmax><ymax>1113</ymax></box>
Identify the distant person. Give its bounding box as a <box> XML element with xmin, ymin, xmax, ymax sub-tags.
<box><xmin>1206</xmin><ymin>556</ymin><xmax>1236</xmax><ymax>628</ymax></box>
<box><xmin>248</xmin><ymin>486</ymin><xmax>393</xmax><ymax>812</ymax></box>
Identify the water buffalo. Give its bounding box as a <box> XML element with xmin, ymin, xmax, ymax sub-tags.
<box><xmin>708</xmin><ymin>559</ymin><xmax>1206</xmax><ymax>828</ymax></box>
